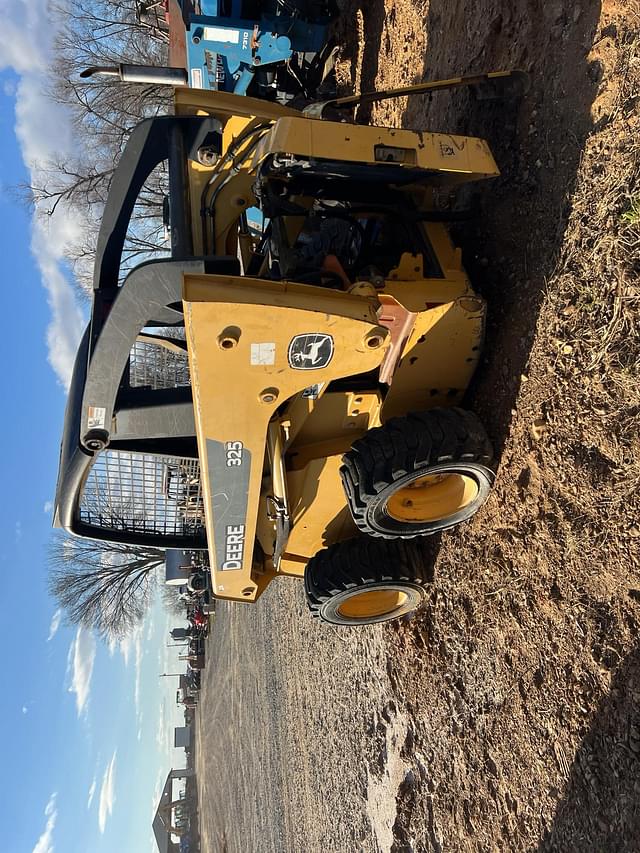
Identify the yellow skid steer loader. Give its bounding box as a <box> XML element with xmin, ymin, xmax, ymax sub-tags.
<box><xmin>54</xmin><ymin>74</ymin><xmax>522</xmax><ymax>624</ymax></box>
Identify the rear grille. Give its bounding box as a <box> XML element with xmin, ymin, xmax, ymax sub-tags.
<box><xmin>79</xmin><ymin>450</ymin><xmax>205</xmax><ymax>538</ymax></box>
<box><xmin>129</xmin><ymin>340</ymin><xmax>190</xmax><ymax>389</ymax></box>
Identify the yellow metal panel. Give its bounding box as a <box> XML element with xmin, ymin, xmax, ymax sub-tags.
<box><xmin>183</xmin><ymin>275</ymin><xmax>389</xmax><ymax>602</ymax></box>
<box><xmin>174</xmin><ymin>86</ymin><xmax>300</xmax><ymax>122</ymax></box>
<box><xmin>278</xmin><ymin>554</ymin><xmax>307</xmax><ymax>578</ymax></box>
<box><xmin>384</xmin><ymin>274</ymin><xmax>471</xmax><ymax>313</ymax></box>
<box><xmin>188</xmin><ymin>117</ymin><xmax>269</xmax><ymax>255</ymax></box>
<box><xmin>187</xmin><ymin>163</ymin><xmax>214</xmax><ymax>256</ymax></box>
<box><xmin>185</xmin><ymin>275</ymin><xmax>383</xmax><ymax>320</ymax></box>
<box><xmin>381</xmin><ymin>292</ymin><xmax>486</xmax><ymax>421</ymax></box>
<box><xmin>253</xmin><ymin>117</ymin><xmax>499</xmax><ymax>181</ymax></box>
<box><xmin>255</xmin><ymin>493</ymin><xmax>276</xmax><ymax>561</ymax></box>
<box><xmin>212</xmin><ymin>173</ymin><xmax>256</xmax><ymax>255</ymax></box>
<box><xmin>285</xmin><ymin>455</ymin><xmax>357</xmax><ymax>560</ymax></box>
<box><xmin>287</xmin><ymin>390</ymin><xmax>382</xmax><ymax>454</ymax></box>
<box><xmin>423</xmin><ymin>223</ymin><xmax>464</xmax><ymax>274</ymax></box>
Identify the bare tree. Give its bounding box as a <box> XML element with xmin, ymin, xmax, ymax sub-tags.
<box><xmin>160</xmin><ymin>583</ymin><xmax>189</xmax><ymax>617</ymax></box>
<box><xmin>48</xmin><ymin>534</ymin><xmax>165</xmax><ymax>640</ymax></box>
<box><xmin>17</xmin><ymin>0</ymin><xmax>174</xmax><ymax>295</ymax></box>
<box><xmin>50</xmin><ymin>0</ymin><xmax>171</xmax><ymax>178</ymax></box>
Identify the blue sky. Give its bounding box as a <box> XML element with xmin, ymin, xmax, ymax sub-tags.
<box><xmin>0</xmin><ymin>6</ymin><xmax>186</xmax><ymax>851</ymax></box>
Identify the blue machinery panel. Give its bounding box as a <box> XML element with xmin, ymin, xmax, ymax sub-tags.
<box><xmin>182</xmin><ymin>7</ymin><xmax>330</xmax><ymax>94</ymax></box>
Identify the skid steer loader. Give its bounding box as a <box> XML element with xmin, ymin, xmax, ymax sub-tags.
<box><xmin>53</xmin><ymin>75</ymin><xmax>520</xmax><ymax>625</ymax></box>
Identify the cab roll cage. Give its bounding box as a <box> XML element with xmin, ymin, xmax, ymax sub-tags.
<box><xmin>54</xmin><ymin>115</ymin><xmax>234</xmax><ymax>548</ymax></box>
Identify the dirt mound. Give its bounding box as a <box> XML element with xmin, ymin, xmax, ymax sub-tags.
<box><xmin>334</xmin><ymin>0</ymin><xmax>640</xmax><ymax>848</ymax></box>
<box><xmin>195</xmin><ymin>4</ymin><xmax>639</xmax><ymax>851</ymax></box>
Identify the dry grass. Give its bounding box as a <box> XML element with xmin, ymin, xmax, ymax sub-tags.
<box><xmin>535</xmin><ymin>22</ymin><xmax>640</xmax><ymax>538</ymax></box>
<box><xmin>548</xmin><ymin>35</ymin><xmax>639</xmax><ymax>374</ymax></box>
<box><xmin>378</xmin><ymin>4</ymin><xmax>640</xmax><ymax>850</ymax></box>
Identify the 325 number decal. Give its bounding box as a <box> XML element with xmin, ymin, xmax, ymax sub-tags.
<box><xmin>225</xmin><ymin>441</ymin><xmax>244</xmax><ymax>467</ymax></box>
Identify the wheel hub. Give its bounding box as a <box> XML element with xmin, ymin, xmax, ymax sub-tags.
<box><xmin>386</xmin><ymin>472</ymin><xmax>479</xmax><ymax>523</ymax></box>
<box><xmin>336</xmin><ymin>588</ymin><xmax>409</xmax><ymax>619</ymax></box>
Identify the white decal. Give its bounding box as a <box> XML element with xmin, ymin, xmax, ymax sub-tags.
<box><xmin>250</xmin><ymin>343</ymin><xmax>276</xmax><ymax>366</ymax></box>
<box><xmin>302</xmin><ymin>383</ymin><xmax>325</xmax><ymax>399</ymax></box>
<box><xmin>190</xmin><ymin>68</ymin><xmax>204</xmax><ymax>89</ymax></box>
<box><xmin>225</xmin><ymin>441</ymin><xmax>243</xmax><ymax>467</ymax></box>
<box><xmin>222</xmin><ymin>524</ymin><xmax>245</xmax><ymax>570</ymax></box>
<box><xmin>87</xmin><ymin>406</ymin><xmax>106</xmax><ymax>429</ymax></box>
<box><xmin>203</xmin><ymin>26</ymin><xmax>240</xmax><ymax>44</ymax></box>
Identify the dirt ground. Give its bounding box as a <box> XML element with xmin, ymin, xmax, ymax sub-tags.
<box><xmin>196</xmin><ymin>1</ymin><xmax>640</xmax><ymax>851</ymax></box>
<box><xmin>196</xmin><ymin>589</ymin><xmax>403</xmax><ymax>852</ymax></box>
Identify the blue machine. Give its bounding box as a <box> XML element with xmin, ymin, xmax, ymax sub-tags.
<box><xmin>187</xmin><ymin>14</ymin><xmax>327</xmax><ymax>94</ymax></box>
<box><xmin>179</xmin><ymin>1</ymin><xmax>335</xmax><ymax>100</ymax></box>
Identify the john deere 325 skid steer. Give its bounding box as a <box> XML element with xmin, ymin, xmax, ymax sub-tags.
<box><xmin>54</xmin><ymin>75</ymin><xmax>520</xmax><ymax>625</ymax></box>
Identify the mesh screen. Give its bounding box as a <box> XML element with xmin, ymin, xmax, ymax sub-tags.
<box><xmin>129</xmin><ymin>339</ymin><xmax>190</xmax><ymax>389</ymax></box>
<box><xmin>79</xmin><ymin>450</ymin><xmax>204</xmax><ymax>538</ymax></box>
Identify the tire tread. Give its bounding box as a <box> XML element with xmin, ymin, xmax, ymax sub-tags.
<box><xmin>304</xmin><ymin>537</ymin><xmax>432</xmax><ymax>621</ymax></box>
<box><xmin>340</xmin><ymin>407</ymin><xmax>494</xmax><ymax>538</ymax></box>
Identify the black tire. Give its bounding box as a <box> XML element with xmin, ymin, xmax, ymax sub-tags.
<box><xmin>340</xmin><ymin>407</ymin><xmax>495</xmax><ymax>539</ymax></box>
<box><xmin>188</xmin><ymin>572</ymin><xmax>207</xmax><ymax>593</ymax></box>
<box><xmin>304</xmin><ymin>536</ymin><xmax>432</xmax><ymax>625</ymax></box>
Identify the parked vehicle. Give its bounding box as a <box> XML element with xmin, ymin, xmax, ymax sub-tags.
<box><xmin>54</xmin><ymin>71</ymin><xmax>526</xmax><ymax>624</ymax></box>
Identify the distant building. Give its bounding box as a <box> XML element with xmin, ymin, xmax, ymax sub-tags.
<box><xmin>174</xmin><ymin>725</ymin><xmax>191</xmax><ymax>749</ymax></box>
<box><xmin>152</xmin><ymin>768</ymin><xmax>194</xmax><ymax>853</ymax></box>
<box><xmin>165</xmin><ymin>550</ymin><xmax>196</xmax><ymax>586</ymax></box>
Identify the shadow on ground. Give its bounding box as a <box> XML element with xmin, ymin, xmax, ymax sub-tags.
<box><xmin>539</xmin><ymin>645</ymin><xmax>640</xmax><ymax>852</ymax></box>
<box><xmin>403</xmin><ymin>0</ymin><xmax>604</xmax><ymax>464</ymax></box>
<box><xmin>335</xmin><ymin>0</ymin><xmax>386</xmax><ymax>123</ymax></box>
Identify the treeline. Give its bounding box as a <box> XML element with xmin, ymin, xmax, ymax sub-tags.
<box><xmin>34</xmin><ymin>0</ymin><xmax>172</xmax><ymax>291</ymax></box>
<box><xmin>44</xmin><ymin>1</ymin><xmax>181</xmax><ymax>639</ymax></box>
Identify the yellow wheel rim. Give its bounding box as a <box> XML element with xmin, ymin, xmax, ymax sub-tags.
<box><xmin>386</xmin><ymin>473</ymin><xmax>479</xmax><ymax>523</ymax></box>
<box><xmin>337</xmin><ymin>588</ymin><xmax>409</xmax><ymax>619</ymax></box>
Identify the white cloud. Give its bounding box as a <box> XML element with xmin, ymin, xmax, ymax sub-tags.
<box><xmin>67</xmin><ymin>626</ymin><xmax>96</xmax><ymax>716</ymax></box>
<box><xmin>47</xmin><ymin>609</ymin><xmax>62</xmax><ymax>642</ymax></box>
<box><xmin>32</xmin><ymin>213</ymin><xmax>86</xmax><ymax>386</ymax></box>
<box><xmin>0</xmin><ymin>17</ymin><xmax>38</xmax><ymax>75</ymax></box>
<box><xmin>117</xmin><ymin>633</ymin><xmax>133</xmax><ymax>666</ymax></box>
<box><xmin>43</xmin><ymin>500</ymin><xmax>53</xmax><ymax>514</ymax></box>
<box><xmin>113</xmin><ymin>623</ymin><xmax>146</xmax><ymax>727</ymax></box>
<box><xmin>0</xmin><ymin>0</ymin><xmax>85</xmax><ymax>387</ymax></box>
<box><xmin>98</xmin><ymin>752</ymin><xmax>117</xmax><ymax>833</ymax></box>
<box><xmin>145</xmin><ymin>610</ymin><xmax>156</xmax><ymax>643</ymax></box>
<box><xmin>115</xmin><ymin>616</ymin><xmax>145</xmax><ymax>666</ymax></box>
<box><xmin>134</xmin><ymin>631</ymin><xmax>143</xmax><ymax>716</ymax></box>
<box><xmin>87</xmin><ymin>777</ymin><xmax>97</xmax><ymax>810</ymax></box>
<box><xmin>107</xmin><ymin>634</ymin><xmax>117</xmax><ymax>658</ymax></box>
<box><xmin>32</xmin><ymin>792</ymin><xmax>57</xmax><ymax>853</ymax></box>
<box><xmin>155</xmin><ymin>699</ymin><xmax>171</xmax><ymax>756</ymax></box>
<box><xmin>22</xmin><ymin>705</ymin><xmax>28</xmax><ymax>715</ymax></box>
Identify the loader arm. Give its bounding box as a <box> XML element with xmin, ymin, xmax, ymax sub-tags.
<box><xmin>183</xmin><ymin>274</ymin><xmax>390</xmax><ymax>601</ymax></box>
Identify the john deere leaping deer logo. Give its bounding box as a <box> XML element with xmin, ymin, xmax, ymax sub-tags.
<box><xmin>288</xmin><ymin>333</ymin><xmax>334</xmax><ymax>370</ymax></box>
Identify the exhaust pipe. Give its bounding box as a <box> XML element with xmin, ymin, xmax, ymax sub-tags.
<box><xmin>80</xmin><ymin>64</ymin><xmax>188</xmax><ymax>86</ymax></box>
